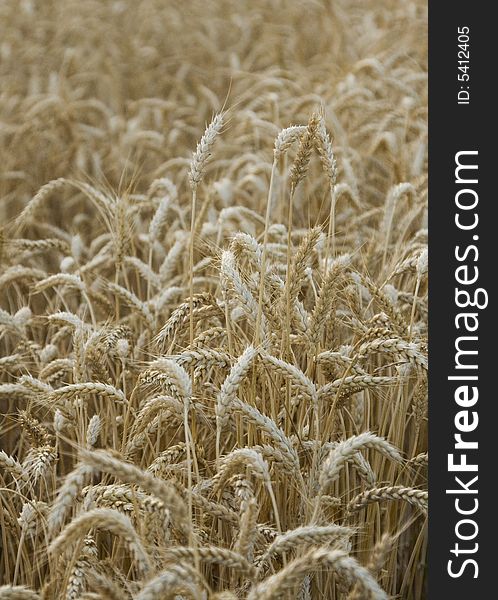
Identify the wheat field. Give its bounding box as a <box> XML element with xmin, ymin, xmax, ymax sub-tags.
<box><xmin>0</xmin><ymin>1</ymin><xmax>428</xmax><ymax>599</ymax></box>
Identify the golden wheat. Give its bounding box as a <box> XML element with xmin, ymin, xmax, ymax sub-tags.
<box><xmin>1</xmin><ymin>0</ymin><xmax>427</xmax><ymax>597</ymax></box>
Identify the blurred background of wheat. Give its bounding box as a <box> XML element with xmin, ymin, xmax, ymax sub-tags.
<box><xmin>0</xmin><ymin>0</ymin><xmax>427</xmax><ymax>599</ymax></box>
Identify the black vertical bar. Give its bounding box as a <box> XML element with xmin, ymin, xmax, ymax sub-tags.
<box><xmin>429</xmin><ymin>2</ymin><xmax>493</xmax><ymax>596</ymax></box>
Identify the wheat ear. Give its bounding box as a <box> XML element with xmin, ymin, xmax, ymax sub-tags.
<box><xmin>49</xmin><ymin>508</ymin><xmax>150</xmax><ymax>575</ymax></box>
<box><xmin>248</xmin><ymin>548</ymin><xmax>387</xmax><ymax>600</ymax></box>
